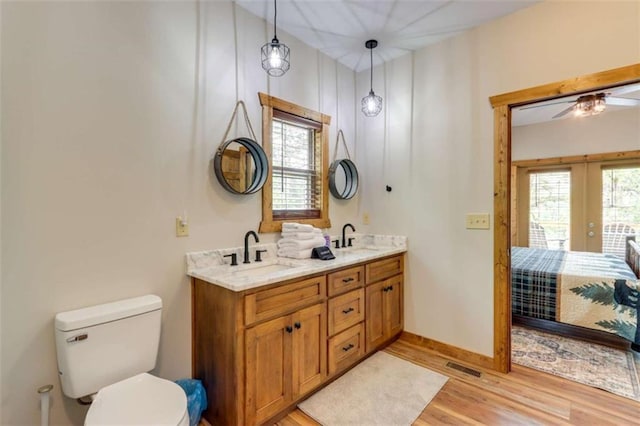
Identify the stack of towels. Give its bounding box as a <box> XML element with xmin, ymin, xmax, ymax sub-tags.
<box><xmin>277</xmin><ymin>223</ymin><xmax>327</xmax><ymax>259</ymax></box>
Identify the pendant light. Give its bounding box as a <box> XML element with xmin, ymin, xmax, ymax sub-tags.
<box><xmin>261</xmin><ymin>0</ymin><xmax>290</xmax><ymax>77</ymax></box>
<box><xmin>361</xmin><ymin>40</ymin><xmax>382</xmax><ymax>117</ymax></box>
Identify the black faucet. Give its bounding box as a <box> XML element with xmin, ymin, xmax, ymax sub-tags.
<box><xmin>341</xmin><ymin>223</ymin><xmax>355</xmax><ymax>248</ymax></box>
<box><xmin>244</xmin><ymin>231</ymin><xmax>259</xmax><ymax>264</ymax></box>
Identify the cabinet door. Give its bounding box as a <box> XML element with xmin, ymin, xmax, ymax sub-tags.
<box><xmin>292</xmin><ymin>303</ymin><xmax>327</xmax><ymax>397</ymax></box>
<box><xmin>245</xmin><ymin>315</ymin><xmax>293</xmax><ymax>425</ymax></box>
<box><xmin>365</xmin><ymin>281</ymin><xmax>386</xmax><ymax>352</ymax></box>
<box><xmin>384</xmin><ymin>275</ymin><xmax>403</xmax><ymax>338</ymax></box>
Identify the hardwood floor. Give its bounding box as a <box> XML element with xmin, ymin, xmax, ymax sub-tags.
<box><xmin>277</xmin><ymin>334</ymin><xmax>640</xmax><ymax>425</ymax></box>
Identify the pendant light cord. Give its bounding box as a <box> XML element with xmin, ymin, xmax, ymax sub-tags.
<box><xmin>369</xmin><ymin>47</ymin><xmax>373</xmax><ymax>92</ymax></box>
<box><xmin>274</xmin><ymin>0</ymin><xmax>278</xmax><ymax>39</ymax></box>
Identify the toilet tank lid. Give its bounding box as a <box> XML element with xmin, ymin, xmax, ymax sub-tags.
<box><xmin>55</xmin><ymin>295</ymin><xmax>162</xmax><ymax>332</ymax></box>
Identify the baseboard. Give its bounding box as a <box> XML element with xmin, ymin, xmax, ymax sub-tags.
<box><xmin>399</xmin><ymin>331</ymin><xmax>494</xmax><ymax>371</ymax></box>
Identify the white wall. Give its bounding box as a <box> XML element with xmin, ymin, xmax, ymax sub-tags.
<box><xmin>513</xmin><ymin>108</ymin><xmax>640</xmax><ymax>161</ymax></box>
<box><xmin>0</xmin><ymin>2</ymin><xmax>357</xmax><ymax>424</ymax></box>
<box><xmin>356</xmin><ymin>0</ymin><xmax>640</xmax><ymax>356</ymax></box>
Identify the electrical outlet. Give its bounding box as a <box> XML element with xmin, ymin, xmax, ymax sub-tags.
<box><xmin>466</xmin><ymin>213</ymin><xmax>490</xmax><ymax>230</ymax></box>
<box><xmin>176</xmin><ymin>217</ymin><xmax>189</xmax><ymax>237</ymax></box>
<box><xmin>363</xmin><ymin>212</ymin><xmax>370</xmax><ymax>225</ymax></box>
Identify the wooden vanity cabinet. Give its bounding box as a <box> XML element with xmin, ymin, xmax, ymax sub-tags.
<box><xmin>365</xmin><ymin>274</ymin><xmax>403</xmax><ymax>352</ymax></box>
<box><xmin>245</xmin><ymin>302</ymin><xmax>326</xmax><ymax>425</ymax></box>
<box><xmin>192</xmin><ymin>253</ymin><xmax>404</xmax><ymax>426</ymax></box>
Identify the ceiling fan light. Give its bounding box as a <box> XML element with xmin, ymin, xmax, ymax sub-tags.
<box><xmin>594</xmin><ymin>97</ymin><xmax>606</xmax><ymax>113</ymax></box>
<box><xmin>361</xmin><ymin>90</ymin><xmax>383</xmax><ymax>117</ymax></box>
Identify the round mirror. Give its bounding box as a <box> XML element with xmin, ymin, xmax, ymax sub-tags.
<box><xmin>329</xmin><ymin>159</ymin><xmax>358</xmax><ymax>200</ymax></box>
<box><xmin>214</xmin><ymin>137</ymin><xmax>269</xmax><ymax>194</ymax></box>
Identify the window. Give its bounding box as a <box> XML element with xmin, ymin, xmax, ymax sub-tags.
<box><xmin>513</xmin><ymin>153</ymin><xmax>640</xmax><ymax>257</ymax></box>
<box><xmin>258</xmin><ymin>93</ymin><xmax>331</xmax><ymax>232</ymax></box>
<box><xmin>528</xmin><ymin>170</ymin><xmax>571</xmax><ymax>250</ymax></box>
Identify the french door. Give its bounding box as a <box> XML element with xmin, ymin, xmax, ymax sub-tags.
<box><xmin>515</xmin><ymin>157</ymin><xmax>640</xmax><ymax>257</ymax></box>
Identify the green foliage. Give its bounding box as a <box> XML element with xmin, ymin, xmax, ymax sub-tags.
<box><xmin>596</xmin><ymin>319</ymin><xmax>636</xmax><ymax>342</ymax></box>
<box><xmin>569</xmin><ymin>282</ymin><xmax>615</xmax><ymax>306</ymax></box>
<box><xmin>569</xmin><ymin>282</ymin><xmax>634</xmax><ymax>314</ymax></box>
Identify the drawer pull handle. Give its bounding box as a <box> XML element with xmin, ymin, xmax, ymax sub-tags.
<box><xmin>383</xmin><ymin>285</ymin><xmax>394</xmax><ymax>292</ymax></box>
<box><xmin>294</xmin><ymin>322</ymin><xmax>301</xmax><ymax>329</ymax></box>
<box><xmin>342</xmin><ymin>307</ymin><xmax>354</xmax><ymax>314</ymax></box>
<box><xmin>342</xmin><ymin>343</ymin><xmax>354</xmax><ymax>352</ymax></box>
<box><xmin>285</xmin><ymin>326</ymin><xmax>293</xmax><ymax>333</ymax></box>
<box><xmin>342</xmin><ymin>277</ymin><xmax>354</xmax><ymax>283</ymax></box>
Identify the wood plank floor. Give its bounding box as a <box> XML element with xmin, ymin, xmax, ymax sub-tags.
<box><xmin>277</xmin><ymin>335</ymin><xmax>640</xmax><ymax>425</ymax></box>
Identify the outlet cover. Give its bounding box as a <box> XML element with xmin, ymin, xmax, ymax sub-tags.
<box><xmin>363</xmin><ymin>212</ymin><xmax>370</xmax><ymax>225</ymax></box>
<box><xmin>466</xmin><ymin>213</ymin><xmax>490</xmax><ymax>230</ymax></box>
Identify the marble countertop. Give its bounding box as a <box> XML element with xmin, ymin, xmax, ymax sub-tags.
<box><xmin>186</xmin><ymin>234</ymin><xmax>407</xmax><ymax>292</ymax></box>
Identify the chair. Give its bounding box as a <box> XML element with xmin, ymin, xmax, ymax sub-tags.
<box><xmin>529</xmin><ymin>222</ymin><xmax>548</xmax><ymax>249</ymax></box>
<box><xmin>603</xmin><ymin>223</ymin><xmax>636</xmax><ymax>259</ymax></box>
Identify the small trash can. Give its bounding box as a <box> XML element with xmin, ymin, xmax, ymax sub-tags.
<box><xmin>175</xmin><ymin>379</ymin><xmax>208</xmax><ymax>426</ymax></box>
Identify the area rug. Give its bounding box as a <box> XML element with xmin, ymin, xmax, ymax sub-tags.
<box><xmin>297</xmin><ymin>351</ymin><xmax>448</xmax><ymax>425</ymax></box>
<box><xmin>512</xmin><ymin>325</ymin><xmax>640</xmax><ymax>401</ymax></box>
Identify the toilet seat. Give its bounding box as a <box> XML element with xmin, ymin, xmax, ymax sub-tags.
<box><xmin>85</xmin><ymin>373</ymin><xmax>189</xmax><ymax>426</ymax></box>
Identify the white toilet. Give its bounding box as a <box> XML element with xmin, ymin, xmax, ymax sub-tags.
<box><xmin>54</xmin><ymin>294</ymin><xmax>189</xmax><ymax>426</ymax></box>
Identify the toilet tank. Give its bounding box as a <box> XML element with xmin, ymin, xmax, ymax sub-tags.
<box><xmin>54</xmin><ymin>295</ymin><xmax>162</xmax><ymax>399</ymax></box>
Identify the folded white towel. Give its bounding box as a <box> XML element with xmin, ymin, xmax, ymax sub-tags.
<box><xmin>277</xmin><ymin>236</ymin><xmax>326</xmax><ymax>250</ymax></box>
<box><xmin>281</xmin><ymin>230</ymin><xmax>322</xmax><ymax>240</ymax></box>
<box><xmin>277</xmin><ymin>248</ymin><xmax>313</xmax><ymax>259</ymax></box>
<box><xmin>282</xmin><ymin>222</ymin><xmax>316</xmax><ymax>233</ymax></box>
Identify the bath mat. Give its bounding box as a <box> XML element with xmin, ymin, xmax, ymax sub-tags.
<box><xmin>512</xmin><ymin>325</ymin><xmax>640</xmax><ymax>401</ymax></box>
<box><xmin>298</xmin><ymin>351</ymin><xmax>448</xmax><ymax>425</ymax></box>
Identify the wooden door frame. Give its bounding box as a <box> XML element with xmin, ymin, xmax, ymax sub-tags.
<box><xmin>489</xmin><ymin>63</ymin><xmax>640</xmax><ymax>373</ymax></box>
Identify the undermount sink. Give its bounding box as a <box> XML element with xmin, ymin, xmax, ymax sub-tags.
<box><xmin>222</xmin><ymin>260</ymin><xmax>300</xmax><ymax>279</ymax></box>
<box><xmin>339</xmin><ymin>246</ymin><xmax>384</xmax><ymax>254</ymax></box>
<box><xmin>233</xmin><ymin>263</ymin><xmax>296</xmax><ymax>277</ymax></box>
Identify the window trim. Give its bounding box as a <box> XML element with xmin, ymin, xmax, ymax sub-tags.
<box><xmin>258</xmin><ymin>92</ymin><xmax>331</xmax><ymax>233</ymax></box>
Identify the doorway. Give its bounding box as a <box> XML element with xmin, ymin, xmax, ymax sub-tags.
<box><xmin>489</xmin><ymin>63</ymin><xmax>640</xmax><ymax>373</ymax></box>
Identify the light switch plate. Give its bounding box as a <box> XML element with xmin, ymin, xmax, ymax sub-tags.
<box><xmin>466</xmin><ymin>213</ymin><xmax>490</xmax><ymax>230</ymax></box>
<box><xmin>176</xmin><ymin>217</ymin><xmax>189</xmax><ymax>237</ymax></box>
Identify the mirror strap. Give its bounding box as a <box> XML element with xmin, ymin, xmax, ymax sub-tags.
<box><xmin>221</xmin><ymin>100</ymin><xmax>259</xmax><ymax>145</ymax></box>
<box><xmin>332</xmin><ymin>129</ymin><xmax>352</xmax><ymax>162</ymax></box>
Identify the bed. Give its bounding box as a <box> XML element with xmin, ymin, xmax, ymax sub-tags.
<box><xmin>511</xmin><ymin>239</ymin><xmax>640</xmax><ymax>348</ymax></box>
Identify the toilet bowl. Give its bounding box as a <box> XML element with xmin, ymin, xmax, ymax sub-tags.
<box><xmin>85</xmin><ymin>373</ymin><xmax>188</xmax><ymax>426</ymax></box>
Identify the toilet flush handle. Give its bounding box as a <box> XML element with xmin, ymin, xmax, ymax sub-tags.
<box><xmin>66</xmin><ymin>334</ymin><xmax>88</xmax><ymax>343</ymax></box>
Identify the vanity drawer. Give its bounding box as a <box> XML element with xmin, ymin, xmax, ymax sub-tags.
<box><xmin>327</xmin><ymin>266</ymin><xmax>365</xmax><ymax>297</ymax></box>
<box><xmin>328</xmin><ymin>322</ymin><xmax>365</xmax><ymax>375</ymax></box>
<box><xmin>244</xmin><ymin>276</ymin><xmax>326</xmax><ymax>325</ymax></box>
<box><xmin>365</xmin><ymin>255</ymin><xmax>403</xmax><ymax>284</ymax></box>
<box><xmin>328</xmin><ymin>288</ymin><xmax>365</xmax><ymax>336</ymax></box>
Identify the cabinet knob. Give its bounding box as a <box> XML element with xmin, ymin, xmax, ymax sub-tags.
<box><xmin>342</xmin><ymin>343</ymin><xmax>354</xmax><ymax>352</ymax></box>
<box><xmin>285</xmin><ymin>326</ymin><xmax>293</xmax><ymax>333</ymax></box>
<box><xmin>294</xmin><ymin>322</ymin><xmax>301</xmax><ymax>329</ymax></box>
<box><xmin>342</xmin><ymin>307</ymin><xmax>354</xmax><ymax>314</ymax></box>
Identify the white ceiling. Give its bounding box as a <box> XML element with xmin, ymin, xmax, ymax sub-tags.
<box><xmin>236</xmin><ymin>0</ymin><xmax>538</xmax><ymax>72</ymax></box>
<box><xmin>512</xmin><ymin>82</ymin><xmax>640</xmax><ymax>127</ymax></box>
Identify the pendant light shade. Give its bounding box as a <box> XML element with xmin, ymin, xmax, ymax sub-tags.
<box><xmin>261</xmin><ymin>0</ymin><xmax>290</xmax><ymax>77</ymax></box>
<box><xmin>361</xmin><ymin>40</ymin><xmax>382</xmax><ymax>117</ymax></box>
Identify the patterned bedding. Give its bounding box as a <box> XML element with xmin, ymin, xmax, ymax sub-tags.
<box><xmin>512</xmin><ymin>247</ymin><xmax>640</xmax><ymax>345</ymax></box>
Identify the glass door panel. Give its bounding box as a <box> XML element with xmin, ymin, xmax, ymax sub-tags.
<box><xmin>528</xmin><ymin>170</ymin><xmax>571</xmax><ymax>250</ymax></box>
<box><xmin>601</xmin><ymin>166</ymin><xmax>640</xmax><ymax>258</ymax></box>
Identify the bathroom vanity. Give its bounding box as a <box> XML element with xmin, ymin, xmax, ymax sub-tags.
<box><xmin>187</xmin><ymin>236</ymin><xmax>406</xmax><ymax>426</ymax></box>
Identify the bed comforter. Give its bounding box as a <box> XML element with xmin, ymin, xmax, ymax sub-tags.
<box><xmin>511</xmin><ymin>247</ymin><xmax>640</xmax><ymax>345</ymax></box>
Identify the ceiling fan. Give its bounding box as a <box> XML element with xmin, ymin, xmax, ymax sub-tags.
<box><xmin>520</xmin><ymin>82</ymin><xmax>640</xmax><ymax>119</ymax></box>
